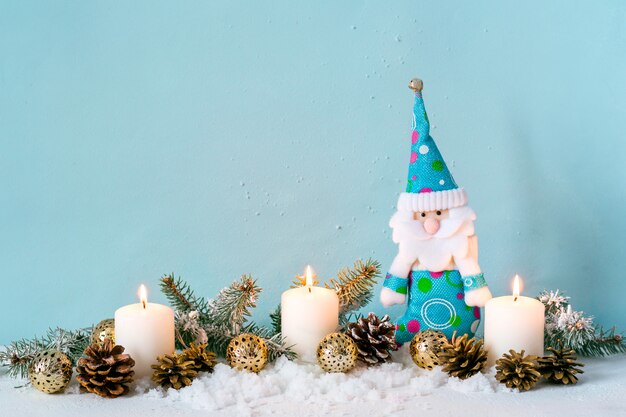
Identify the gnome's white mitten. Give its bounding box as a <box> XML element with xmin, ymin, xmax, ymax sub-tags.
<box><xmin>464</xmin><ymin>286</ymin><xmax>492</xmax><ymax>307</ymax></box>
<box><xmin>380</xmin><ymin>287</ymin><xmax>406</xmax><ymax>307</ymax></box>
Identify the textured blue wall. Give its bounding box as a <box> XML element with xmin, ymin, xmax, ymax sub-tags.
<box><xmin>1</xmin><ymin>1</ymin><xmax>625</xmax><ymax>343</ymax></box>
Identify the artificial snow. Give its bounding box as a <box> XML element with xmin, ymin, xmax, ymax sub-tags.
<box><xmin>1</xmin><ymin>347</ymin><xmax>625</xmax><ymax>417</ymax></box>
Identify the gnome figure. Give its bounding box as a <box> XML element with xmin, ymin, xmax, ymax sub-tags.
<box><xmin>381</xmin><ymin>78</ymin><xmax>492</xmax><ymax>345</ymax></box>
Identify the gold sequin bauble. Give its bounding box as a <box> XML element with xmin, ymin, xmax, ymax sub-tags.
<box><xmin>226</xmin><ymin>333</ymin><xmax>268</xmax><ymax>373</ymax></box>
<box><xmin>28</xmin><ymin>350</ymin><xmax>73</xmax><ymax>394</ymax></box>
<box><xmin>91</xmin><ymin>318</ymin><xmax>115</xmax><ymax>346</ymax></box>
<box><xmin>316</xmin><ymin>332</ymin><xmax>358</xmax><ymax>373</ymax></box>
<box><xmin>409</xmin><ymin>330</ymin><xmax>448</xmax><ymax>370</ymax></box>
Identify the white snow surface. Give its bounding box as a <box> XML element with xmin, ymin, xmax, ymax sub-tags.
<box><xmin>2</xmin><ymin>347</ymin><xmax>625</xmax><ymax>417</ymax></box>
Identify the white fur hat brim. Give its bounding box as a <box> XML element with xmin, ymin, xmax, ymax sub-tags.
<box><xmin>397</xmin><ymin>188</ymin><xmax>468</xmax><ymax>212</ymax></box>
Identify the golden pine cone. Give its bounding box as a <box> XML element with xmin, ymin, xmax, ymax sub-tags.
<box><xmin>439</xmin><ymin>332</ymin><xmax>487</xmax><ymax>380</ymax></box>
<box><xmin>537</xmin><ymin>346</ymin><xmax>584</xmax><ymax>385</ymax></box>
<box><xmin>495</xmin><ymin>349</ymin><xmax>541</xmax><ymax>392</ymax></box>
<box><xmin>181</xmin><ymin>343</ymin><xmax>217</xmax><ymax>373</ymax></box>
<box><xmin>76</xmin><ymin>338</ymin><xmax>135</xmax><ymax>398</ymax></box>
<box><xmin>151</xmin><ymin>353</ymin><xmax>198</xmax><ymax>390</ymax></box>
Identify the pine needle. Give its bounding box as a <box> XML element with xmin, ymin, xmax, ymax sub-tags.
<box><xmin>160</xmin><ymin>273</ymin><xmax>210</xmax><ymax>317</ymax></box>
<box><xmin>242</xmin><ymin>323</ymin><xmax>297</xmax><ymax>362</ymax></box>
<box><xmin>0</xmin><ymin>327</ymin><xmax>91</xmax><ymax>378</ymax></box>
<box><xmin>162</xmin><ymin>272</ymin><xmax>295</xmax><ymax>361</ymax></box>
<box><xmin>206</xmin><ymin>275</ymin><xmax>260</xmax><ymax>335</ymax></box>
<box><xmin>325</xmin><ymin>258</ymin><xmax>381</xmax><ymax>325</ymax></box>
<box><xmin>269</xmin><ymin>305</ymin><xmax>281</xmax><ymax>336</ymax></box>
<box><xmin>538</xmin><ymin>289</ymin><xmax>626</xmax><ymax>357</ymax></box>
<box><xmin>291</xmin><ymin>273</ymin><xmax>319</xmax><ymax>288</ymax></box>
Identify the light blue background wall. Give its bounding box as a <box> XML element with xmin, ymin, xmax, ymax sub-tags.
<box><xmin>1</xmin><ymin>1</ymin><xmax>625</xmax><ymax>343</ymax></box>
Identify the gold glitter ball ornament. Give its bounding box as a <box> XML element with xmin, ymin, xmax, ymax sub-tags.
<box><xmin>409</xmin><ymin>330</ymin><xmax>448</xmax><ymax>370</ymax></box>
<box><xmin>316</xmin><ymin>332</ymin><xmax>358</xmax><ymax>373</ymax></box>
<box><xmin>28</xmin><ymin>350</ymin><xmax>73</xmax><ymax>394</ymax></box>
<box><xmin>91</xmin><ymin>318</ymin><xmax>115</xmax><ymax>346</ymax></box>
<box><xmin>226</xmin><ymin>333</ymin><xmax>268</xmax><ymax>373</ymax></box>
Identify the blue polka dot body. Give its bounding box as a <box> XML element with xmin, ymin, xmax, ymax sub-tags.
<box><xmin>394</xmin><ymin>269</ymin><xmax>481</xmax><ymax>344</ymax></box>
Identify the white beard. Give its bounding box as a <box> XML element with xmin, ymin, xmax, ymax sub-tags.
<box><xmin>389</xmin><ymin>205</ymin><xmax>477</xmax><ymax>271</ymax></box>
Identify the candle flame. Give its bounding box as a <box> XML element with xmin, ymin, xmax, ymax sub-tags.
<box><xmin>513</xmin><ymin>275</ymin><xmax>521</xmax><ymax>301</ymax></box>
<box><xmin>305</xmin><ymin>265</ymin><xmax>314</xmax><ymax>287</ymax></box>
<box><xmin>138</xmin><ymin>284</ymin><xmax>148</xmax><ymax>309</ymax></box>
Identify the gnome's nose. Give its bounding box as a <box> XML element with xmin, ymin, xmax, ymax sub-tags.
<box><xmin>423</xmin><ymin>218</ymin><xmax>440</xmax><ymax>235</ymax></box>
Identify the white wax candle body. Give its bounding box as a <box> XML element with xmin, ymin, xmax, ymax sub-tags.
<box><xmin>281</xmin><ymin>286</ymin><xmax>339</xmax><ymax>363</ymax></box>
<box><xmin>115</xmin><ymin>302</ymin><xmax>175</xmax><ymax>378</ymax></box>
<box><xmin>484</xmin><ymin>295</ymin><xmax>545</xmax><ymax>366</ymax></box>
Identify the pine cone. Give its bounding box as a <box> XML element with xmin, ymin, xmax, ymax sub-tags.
<box><xmin>181</xmin><ymin>343</ymin><xmax>217</xmax><ymax>373</ymax></box>
<box><xmin>346</xmin><ymin>313</ymin><xmax>398</xmax><ymax>365</ymax></box>
<box><xmin>76</xmin><ymin>338</ymin><xmax>135</xmax><ymax>398</ymax></box>
<box><xmin>439</xmin><ymin>332</ymin><xmax>487</xmax><ymax>380</ymax></box>
<box><xmin>495</xmin><ymin>349</ymin><xmax>541</xmax><ymax>392</ymax></box>
<box><xmin>151</xmin><ymin>353</ymin><xmax>198</xmax><ymax>390</ymax></box>
<box><xmin>537</xmin><ymin>346</ymin><xmax>584</xmax><ymax>385</ymax></box>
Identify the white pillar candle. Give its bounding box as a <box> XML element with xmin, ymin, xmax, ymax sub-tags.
<box><xmin>484</xmin><ymin>275</ymin><xmax>545</xmax><ymax>367</ymax></box>
<box><xmin>281</xmin><ymin>266</ymin><xmax>339</xmax><ymax>363</ymax></box>
<box><xmin>115</xmin><ymin>285</ymin><xmax>175</xmax><ymax>378</ymax></box>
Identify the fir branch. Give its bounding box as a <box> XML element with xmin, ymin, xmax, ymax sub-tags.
<box><xmin>337</xmin><ymin>311</ymin><xmax>365</xmax><ymax>332</ymax></box>
<box><xmin>242</xmin><ymin>323</ymin><xmax>296</xmax><ymax>362</ymax></box>
<box><xmin>0</xmin><ymin>327</ymin><xmax>91</xmax><ymax>378</ymax></box>
<box><xmin>206</xmin><ymin>274</ymin><xmax>260</xmax><ymax>335</ymax></box>
<box><xmin>160</xmin><ymin>273</ymin><xmax>210</xmax><ymax>317</ymax></box>
<box><xmin>325</xmin><ymin>259</ymin><xmax>381</xmax><ymax>322</ymax></box>
<box><xmin>202</xmin><ymin>325</ymin><xmax>238</xmax><ymax>358</ymax></box>
<box><xmin>173</xmin><ymin>310</ymin><xmax>208</xmax><ymax>350</ymax></box>
<box><xmin>1</xmin><ymin>338</ymin><xmax>41</xmax><ymax>378</ymax></box>
<box><xmin>163</xmin><ymin>272</ymin><xmax>294</xmax><ymax>361</ymax></box>
<box><xmin>537</xmin><ymin>289</ymin><xmax>570</xmax><ymax>316</ymax></box>
<box><xmin>269</xmin><ymin>305</ymin><xmax>281</xmax><ymax>336</ymax></box>
<box><xmin>539</xmin><ymin>289</ymin><xmax>626</xmax><ymax>357</ymax></box>
<box><xmin>579</xmin><ymin>327</ymin><xmax>626</xmax><ymax>357</ymax></box>
<box><xmin>291</xmin><ymin>272</ymin><xmax>319</xmax><ymax>288</ymax></box>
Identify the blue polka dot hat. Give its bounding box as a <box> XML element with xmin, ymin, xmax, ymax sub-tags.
<box><xmin>398</xmin><ymin>78</ymin><xmax>467</xmax><ymax>212</ymax></box>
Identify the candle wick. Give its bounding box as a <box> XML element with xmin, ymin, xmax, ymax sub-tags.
<box><xmin>142</xmin><ymin>300</ymin><xmax>147</xmax><ymax>309</ymax></box>
<box><xmin>308</xmin><ymin>287</ymin><xmax>311</xmax><ymax>294</ymax></box>
<box><xmin>514</xmin><ymin>296</ymin><xmax>518</xmax><ymax>302</ymax></box>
